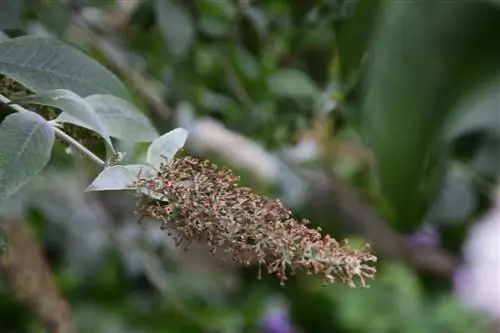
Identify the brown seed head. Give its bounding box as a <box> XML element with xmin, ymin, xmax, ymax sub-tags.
<box><xmin>133</xmin><ymin>156</ymin><xmax>377</xmax><ymax>287</ymax></box>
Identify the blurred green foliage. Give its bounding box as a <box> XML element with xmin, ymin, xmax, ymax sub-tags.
<box><xmin>0</xmin><ymin>0</ymin><xmax>498</xmax><ymax>332</ymax></box>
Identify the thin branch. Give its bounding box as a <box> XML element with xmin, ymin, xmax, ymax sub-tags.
<box><xmin>223</xmin><ymin>61</ymin><xmax>257</xmax><ymax>111</ymax></box>
<box><xmin>70</xmin><ymin>15</ymin><xmax>172</xmax><ymax>119</ymax></box>
<box><xmin>304</xmin><ymin>171</ymin><xmax>458</xmax><ymax>277</ymax></box>
<box><xmin>0</xmin><ymin>94</ymin><xmax>106</xmax><ymax>166</ymax></box>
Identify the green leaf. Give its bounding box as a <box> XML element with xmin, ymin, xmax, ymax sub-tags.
<box><xmin>0</xmin><ymin>0</ymin><xmax>21</xmax><ymax>30</ymax></box>
<box><xmin>446</xmin><ymin>83</ymin><xmax>500</xmax><ymax>140</ymax></box>
<box><xmin>360</xmin><ymin>1</ymin><xmax>500</xmax><ymax>227</ymax></box>
<box><xmin>428</xmin><ymin>164</ymin><xmax>477</xmax><ymax>224</ymax></box>
<box><xmin>269</xmin><ymin>69</ymin><xmax>319</xmax><ymax>99</ymax></box>
<box><xmin>0</xmin><ymin>36</ymin><xmax>128</xmax><ymax>98</ymax></box>
<box><xmin>335</xmin><ymin>0</ymin><xmax>382</xmax><ymax>85</ymax></box>
<box><xmin>37</xmin><ymin>2</ymin><xmax>73</xmax><ymax>37</ymax></box>
<box><xmin>85</xmin><ymin>164</ymin><xmax>155</xmax><ymax>192</ymax></box>
<box><xmin>243</xmin><ymin>6</ymin><xmax>269</xmax><ymax>39</ymax></box>
<box><xmin>472</xmin><ymin>135</ymin><xmax>500</xmax><ymax>177</ymax></box>
<box><xmin>0</xmin><ymin>111</ymin><xmax>55</xmax><ymax>203</ymax></box>
<box><xmin>56</xmin><ymin>94</ymin><xmax>159</xmax><ymax>142</ymax></box>
<box><xmin>155</xmin><ymin>0</ymin><xmax>195</xmax><ymax>58</ymax></box>
<box><xmin>234</xmin><ymin>46</ymin><xmax>260</xmax><ymax>79</ymax></box>
<box><xmin>146</xmin><ymin>127</ymin><xmax>188</xmax><ymax>168</ymax></box>
<box><xmin>11</xmin><ymin>89</ymin><xmax>114</xmax><ymax>151</ymax></box>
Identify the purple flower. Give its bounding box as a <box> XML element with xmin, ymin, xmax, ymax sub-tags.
<box><xmin>260</xmin><ymin>301</ymin><xmax>296</xmax><ymax>333</ymax></box>
<box><xmin>453</xmin><ymin>207</ymin><xmax>500</xmax><ymax>320</ymax></box>
<box><xmin>404</xmin><ymin>225</ymin><xmax>440</xmax><ymax>248</ymax></box>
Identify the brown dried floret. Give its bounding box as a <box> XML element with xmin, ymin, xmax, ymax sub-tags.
<box><xmin>133</xmin><ymin>156</ymin><xmax>377</xmax><ymax>288</ymax></box>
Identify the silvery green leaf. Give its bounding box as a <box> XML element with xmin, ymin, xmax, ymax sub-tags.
<box><xmin>146</xmin><ymin>127</ymin><xmax>188</xmax><ymax>168</ymax></box>
<box><xmin>56</xmin><ymin>94</ymin><xmax>158</xmax><ymax>142</ymax></box>
<box><xmin>155</xmin><ymin>0</ymin><xmax>194</xmax><ymax>58</ymax></box>
<box><xmin>12</xmin><ymin>89</ymin><xmax>114</xmax><ymax>151</ymax></box>
<box><xmin>0</xmin><ymin>111</ymin><xmax>55</xmax><ymax>202</ymax></box>
<box><xmin>85</xmin><ymin>164</ymin><xmax>155</xmax><ymax>192</ymax></box>
<box><xmin>0</xmin><ymin>36</ymin><xmax>128</xmax><ymax>98</ymax></box>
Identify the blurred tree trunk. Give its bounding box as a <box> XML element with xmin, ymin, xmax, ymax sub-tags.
<box><xmin>0</xmin><ymin>219</ymin><xmax>75</xmax><ymax>333</ymax></box>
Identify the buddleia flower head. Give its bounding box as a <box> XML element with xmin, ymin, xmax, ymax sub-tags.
<box><xmin>133</xmin><ymin>156</ymin><xmax>377</xmax><ymax>288</ymax></box>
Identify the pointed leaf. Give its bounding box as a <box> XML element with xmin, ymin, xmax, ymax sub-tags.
<box><xmin>0</xmin><ymin>36</ymin><xmax>128</xmax><ymax>98</ymax></box>
<box><xmin>85</xmin><ymin>164</ymin><xmax>155</xmax><ymax>192</ymax></box>
<box><xmin>361</xmin><ymin>1</ymin><xmax>500</xmax><ymax>227</ymax></box>
<box><xmin>155</xmin><ymin>0</ymin><xmax>195</xmax><ymax>58</ymax></box>
<box><xmin>12</xmin><ymin>89</ymin><xmax>114</xmax><ymax>151</ymax></box>
<box><xmin>56</xmin><ymin>94</ymin><xmax>158</xmax><ymax>142</ymax></box>
<box><xmin>0</xmin><ymin>111</ymin><xmax>55</xmax><ymax>202</ymax></box>
<box><xmin>147</xmin><ymin>128</ymin><xmax>188</xmax><ymax>167</ymax></box>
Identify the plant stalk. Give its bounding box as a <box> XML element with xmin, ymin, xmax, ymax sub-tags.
<box><xmin>0</xmin><ymin>93</ymin><xmax>106</xmax><ymax>166</ymax></box>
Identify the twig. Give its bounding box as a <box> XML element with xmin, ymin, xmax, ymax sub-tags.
<box><xmin>223</xmin><ymin>61</ymin><xmax>257</xmax><ymax>111</ymax></box>
<box><xmin>0</xmin><ymin>93</ymin><xmax>106</xmax><ymax>166</ymax></box>
<box><xmin>70</xmin><ymin>15</ymin><xmax>172</xmax><ymax>119</ymax></box>
<box><xmin>304</xmin><ymin>171</ymin><xmax>458</xmax><ymax>277</ymax></box>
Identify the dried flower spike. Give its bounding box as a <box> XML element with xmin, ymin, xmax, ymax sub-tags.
<box><xmin>133</xmin><ymin>156</ymin><xmax>377</xmax><ymax>288</ymax></box>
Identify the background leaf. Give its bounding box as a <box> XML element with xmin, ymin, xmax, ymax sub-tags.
<box><xmin>0</xmin><ymin>111</ymin><xmax>55</xmax><ymax>202</ymax></box>
<box><xmin>0</xmin><ymin>0</ymin><xmax>21</xmax><ymax>30</ymax></box>
<box><xmin>268</xmin><ymin>69</ymin><xmax>319</xmax><ymax>99</ymax></box>
<box><xmin>146</xmin><ymin>127</ymin><xmax>188</xmax><ymax>167</ymax></box>
<box><xmin>12</xmin><ymin>89</ymin><xmax>114</xmax><ymax>151</ymax></box>
<box><xmin>56</xmin><ymin>94</ymin><xmax>159</xmax><ymax>142</ymax></box>
<box><xmin>361</xmin><ymin>1</ymin><xmax>500</xmax><ymax>227</ymax></box>
<box><xmin>446</xmin><ymin>82</ymin><xmax>500</xmax><ymax>140</ymax></box>
<box><xmin>335</xmin><ymin>0</ymin><xmax>382</xmax><ymax>85</ymax></box>
<box><xmin>427</xmin><ymin>164</ymin><xmax>477</xmax><ymax>224</ymax></box>
<box><xmin>0</xmin><ymin>36</ymin><xmax>128</xmax><ymax>98</ymax></box>
<box><xmin>85</xmin><ymin>164</ymin><xmax>155</xmax><ymax>192</ymax></box>
<box><xmin>154</xmin><ymin>0</ymin><xmax>195</xmax><ymax>58</ymax></box>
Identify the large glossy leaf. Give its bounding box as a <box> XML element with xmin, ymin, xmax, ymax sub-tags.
<box><xmin>11</xmin><ymin>89</ymin><xmax>114</xmax><ymax>151</ymax></box>
<box><xmin>0</xmin><ymin>36</ymin><xmax>128</xmax><ymax>98</ymax></box>
<box><xmin>361</xmin><ymin>1</ymin><xmax>500</xmax><ymax>227</ymax></box>
<box><xmin>147</xmin><ymin>128</ymin><xmax>188</xmax><ymax>168</ymax></box>
<box><xmin>0</xmin><ymin>111</ymin><xmax>55</xmax><ymax>202</ymax></box>
<box><xmin>155</xmin><ymin>0</ymin><xmax>195</xmax><ymax>58</ymax></box>
<box><xmin>56</xmin><ymin>94</ymin><xmax>159</xmax><ymax>142</ymax></box>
